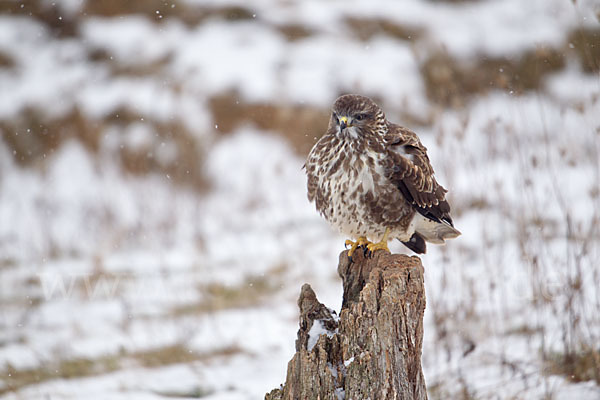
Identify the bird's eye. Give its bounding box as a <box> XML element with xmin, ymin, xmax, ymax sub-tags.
<box><xmin>332</xmin><ymin>112</ymin><xmax>338</xmax><ymax>122</ymax></box>
<box><xmin>355</xmin><ymin>114</ymin><xmax>364</xmax><ymax>121</ymax></box>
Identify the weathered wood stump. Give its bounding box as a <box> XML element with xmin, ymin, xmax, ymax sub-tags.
<box><xmin>266</xmin><ymin>249</ymin><xmax>427</xmax><ymax>400</ymax></box>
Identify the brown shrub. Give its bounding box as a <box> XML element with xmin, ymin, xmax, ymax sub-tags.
<box><xmin>82</xmin><ymin>0</ymin><xmax>255</xmax><ymax>27</ymax></box>
<box><xmin>0</xmin><ymin>51</ymin><xmax>15</xmax><ymax>68</ymax></box>
<box><xmin>209</xmin><ymin>92</ymin><xmax>328</xmax><ymax>156</ymax></box>
<box><xmin>568</xmin><ymin>27</ymin><xmax>600</xmax><ymax>73</ymax></box>
<box><xmin>276</xmin><ymin>24</ymin><xmax>315</xmax><ymax>42</ymax></box>
<box><xmin>0</xmin><ymin>107</ymin><xmax>101</xmax><ymax>166</ymax></box>
<box><xmin>421</xmin><ymin>47</ymin><xmax>565</xmax><ymax>107</ymax></box>
<box><xmin>344</xmin><ymin>17</ymin><xmax>422</xmax><ymax>42</ymax></box>
<box><xmin>0</xmin><ymin>106</ymin><xmax>207</xmax><ymax>190</ymax></box>
<box><xmin>86</xmin><ymin>48</ymin><xmax>173</xmax><ymax>77</ymax></box>
<box><xmin>104</xmin><ymin>107</ymin><xmax>208</xmax><ymax>190</ymax></box>
<box><xmin>545</xmin><ymin>347</ymin><xmax>600</xmax><ymax>384</ymax></box>
<box><xmin>0</xmin><ymin>0</ymin><xmax>78</xmax><ymax>37</ymax></box>
<box><xmin>0</xmin><ymin>343</ymin><xmax>240</xmax><ymax>395</ymax></box>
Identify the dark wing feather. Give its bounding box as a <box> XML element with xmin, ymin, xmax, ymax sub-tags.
<box><xmin>385</xmin><ymin>124</ymin><xmax>454</xmax><ymax>226</ymax></box>
<box><xmin>402</xmin><ymin>232</ymin><xmax>427</xmax><ymax>254</ymax></box>
<box><xmin>305</xmin><ymin>132</ymin><xmax>336</xmax><ymax>214</ymax></box>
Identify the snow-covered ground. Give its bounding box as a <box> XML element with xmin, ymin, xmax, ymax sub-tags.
<box><xmin>1</xmin><ymin>0</ymin><xmax>599</xmax><ymax>398</ymax></box>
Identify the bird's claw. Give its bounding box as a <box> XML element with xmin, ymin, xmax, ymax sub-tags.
<box><xmin>347</xmin><ymin>229</ymin><xmax>391</xmax><ymax>261</ymax></box>
<box><xmin>346</xmin><ymin>236</ymin><xmax>370</xmax><ymax>262</ymax></box>
<box><xmin>366</xmin><ymin>240</ymin><xmax>390</xmax><ymax>255</ymax></box>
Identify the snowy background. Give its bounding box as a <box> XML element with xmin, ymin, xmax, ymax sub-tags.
<box><xmin>1</xmin><ymin>0</ymin><xmax>600</xmax><ymax>398</ymax></box>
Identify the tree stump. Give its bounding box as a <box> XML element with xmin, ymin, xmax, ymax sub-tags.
<box><xmin>266</xmin><ymin>249</ymin><xmax>427</xmax><ymax>400</ymax></box>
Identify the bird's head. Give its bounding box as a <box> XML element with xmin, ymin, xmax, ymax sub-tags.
<box><xmin>329</xmin><ymin>94</ymin><xmax>386</xmax><ymax>140</ymax></box>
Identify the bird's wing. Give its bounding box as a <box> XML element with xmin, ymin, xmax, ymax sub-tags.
<box><xmin>384</xmin><ymin>124</ymin><xmax>454</xmax><ymax>226</ymax></box>
<box><xmin>305</xmin><ymin>133</ymin><xmax>334</xmax><ymax>211</ymax></box>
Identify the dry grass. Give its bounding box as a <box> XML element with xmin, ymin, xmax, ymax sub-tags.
<box><xmin>424</xmin><ymin>74</ymin><xmax>600</xmax><ymax>395</ymax></box>
<box><xmin>0</xmin><ymin>51</ymin><xmax>15</xmax><ymax>68</ymax></box>
<box><xmin>0</xmin><ymin>343</ymin><xmax>242</xmax><ymax>396</ymax></box>
<box><xmin>208</xmin><ymin>91</ymin><xmax>328</xmax><ymax>156</ymax></box>
<box><xmin>504</xmin><ymin>324</ymin><xmax>543</xmax><ymax>337</ymax></box>
<box><xmin>82</xmin><ymin>0</ymin><xmax>255</xmax><ymax>26</ymax></box>
<box><xmin>545</xmin><ymin>348</ymin><xmax>600</xmax><ymax>384</ymax></box>
<box><xmin>275</xmin><ymin>24</ymin><xmax>315</xmax><ymax>42</ymax></box>
<box><xmin>0</xmin><ymin>107</ymin><xmax>102</xmax><ymax>167</ymax></box>
<box><xmin>428</xmin><ymin>377</ymin><xmax>477</xmax><ymax>400</ymax></box>
<box><xmin>2</xmin><ymin>0</ymin><xmax>257</xmax><ymax>37</ymax></box>
<box><xmin>420</xmin><ymin>47</ymin><xmax>565</xmax><ymax>107</ymax></box>
<box><xmin>1</xmin><ymin>354</ymin><xmax>121</xmax><ymax>396</ymax></box>
<box><xmin>172</xmin><ymin>267</ymin><xmax>285</xmax><ymax>316</ymax></box>
<box><xmin>71</xmin><ymin>259</ymin><xmax>129</xmax><ymax>300</ymax></box>
<box><xmin>427</xmin><ymin>0</ymin><xmax>482</xmax><ymax>3</ymax></box>
<box><xmin>0</xmin><ymin>106</ymin><xmax>208</xmax><ymax>190</ymax></box>
<box><xmin>82</xmin><ymin>0</ymin><xmax>190</xmax><ymax>18</ymax></box>
<box><xmin>567</xmin><ymin>27</ymin><xmax>600</xmax><ymax>73</ymax></box>
<box><xmin>108</xmin><ymin>107</ymin><xmax>208</xmax><ymax>190</ymax></box>
<box><xmin>87</xmin><ymin>47</ymin><xmax>173</xmax><ymax>77</ymax></box>
<box><xmin>507</xmin><ymin>97</ymin><xmax>600</xmax><ymax>389</ymax></box>
<box><xmin>344</xmin><ymin>17</ymin><xmax>422</xmax><ymax>41</ymax></box>
<box><xmin>0</xmin><ymin>257</ymin><xmax>18</xmax><ymax>269</ymax></box>
<box><xmin>0</xmin><ymin>0</ymin><xmax>78</xmax><ymax>37</ymax></box>
<box><xmin>154</xmin><ymin>386</ymin><xmax>214</xmax><ymax>398</ymax></box>
<box><xmin>130</xmin><ymin>343</ymin><xmax>243</xmax><ymax>368</ymax></box>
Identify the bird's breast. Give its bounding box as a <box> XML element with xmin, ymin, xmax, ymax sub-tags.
<box><xmin>319</xmin><ymin>146</ymin><xmax>384</xmax><ymax>223</ymax></box>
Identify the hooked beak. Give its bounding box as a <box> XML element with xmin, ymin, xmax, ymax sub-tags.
<box><xmin>339</xmin><ymin>116</ymin><xmax>348</xmax><ymax>130</ymax></box>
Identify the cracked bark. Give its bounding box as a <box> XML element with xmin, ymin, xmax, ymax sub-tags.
<box><xmin>265</xmin><ymin>249</ymin><xmax>427</xmax><ymax>400</ymax></box>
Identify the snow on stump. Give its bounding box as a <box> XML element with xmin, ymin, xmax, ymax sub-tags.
<box><xmin>265</xmin><ymin>249</ymin><xmax>428</xmax><ymax>400</ymax></box>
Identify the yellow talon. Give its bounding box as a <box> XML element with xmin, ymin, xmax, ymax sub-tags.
<box><xmin>366</xmin><ymin>228</ymin><xmax>391</xmax><ymax>254</ymax></box>
<box><xmin>345</xmin><ymin>236</ymin><xmax>370</xmax><ymax>258</ymax></box>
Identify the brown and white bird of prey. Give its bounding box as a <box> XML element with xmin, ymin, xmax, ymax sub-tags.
<box><xmin>305</xmin><ymin>94</ymin><xmax>460</xmax><ymax>257</ymax></box>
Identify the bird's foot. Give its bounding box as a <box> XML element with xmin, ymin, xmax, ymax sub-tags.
<box><xmin>365</xmin><ymin>228</ymin><xmax>391</xmax><ymax>256</ymax></box>
<box><xmin>366</xmin><ymin>240</ymin><xmax>390</xmax><ymax>255</ymax></box>
<box><xmin>345</xmin><ymin>236</ymin><xmax>371</xmax><ymax>261</ymax></box>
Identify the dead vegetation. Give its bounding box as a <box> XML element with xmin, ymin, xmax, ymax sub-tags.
<box><xmin>275</xmin><ymin>24</ymin><xmax>315</xmax><ymax>42</ymax></box>
<box><xmin>4</xmin><ymin>0</ymin><xmax>256</xmax><ymax>32</ymax></box>
<box><xmin>82</xmin><ymin>0</ymin><xmax>255</xmax><ymax>26</ymax></box>
<box><xmin>0</xmin><ymin>51</ymin><xmax>15</xmax><ymax>68</ymax></box>
<box><xmin>545</xmin><ymin>348</ymin><xmax>600</xmax><ymax>384</ymax></box>
<box><xmin>1</xmin><ymin>107</ymin><xmax>102</xmax><ymax>166</ymax></box>
<box><xmin>208</xmin><ymin>92</ymin><xmax>432</xmax><ymax>157</ymax></box>
<box><xmin>1</xmin><ymin>353</ymin><xmax>121</xmax><ymax>396</ymax></box>
<box><xmin>172</xmin><ymin>265</ymin><xmax>286</xmax><ymax>316</ymax></box>
<box><xmin>421</xmin><ymin>27</ymin><xmax>600</xmax><ymax>108</ymax></box>
<box><xmin>567</xmin><ymin>27</ymin><xmax>600</xmax><ymax>73</ymax></box>
<box><xmin>344</xmin><ymin>17</ymin><xmax>422</xmax><ymax>41</ymax></box>
<box><xmin>153</xmin><ymin>386</ymin><xmax>214</xmax><ymax>398</ymax></box>
<box><xmin>0</xmin><ymin>343</ymin><xmax>242</xmax><ymax>396</ymax></box>
<box><xmin>130</xmin><ymin>343</ymin><xmax>243</xmax><ymax>368</ymax></box>
<box><xmin>421</xmin><ymin>47</ymin><xmax>565</xmax><ymax>107</ymax></box>
<box><xmin>109</xmin><ymin>107</ymin><xmax>208</xmax><ymax>190</ymax></box>
<box><xmin>87</xmin><ymin>48</ymin><xmax>173</xmax><ymax>77</ymax></box>
<box><xmin>0</xmin><ymin>106</ymin><xmax>208</xmax><ymax>190</ymax></box>
<box><xmin>0</xmin><ymin>0</ymin><xmax>79</xmax><ymax>37</ymax></box>
<box><xmin>425</xmin><ymin>0</ymin><xmax>482</xmax><ymax>3</ymax></box>
<box><xmin>508</xmin><ymin>107</ymin><xmax>600</xmax><ymax>390</ymax></box>
<box><xmin>209</xmin><ymin>91</ymin><xmax>328</xmax><ymax>156</ymax></box>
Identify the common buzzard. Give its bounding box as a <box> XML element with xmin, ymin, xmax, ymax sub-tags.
<box><xmin>305</xmin><ymin>94</ymin><xmax>460</xmax><ymax>257</ymax></box>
